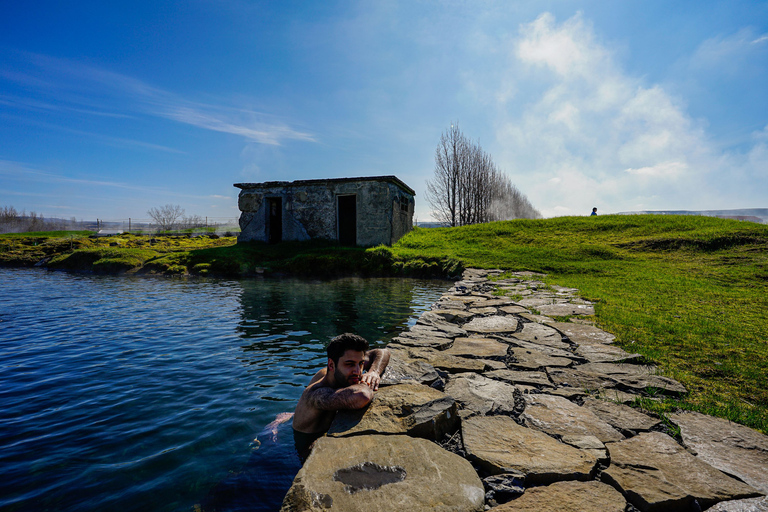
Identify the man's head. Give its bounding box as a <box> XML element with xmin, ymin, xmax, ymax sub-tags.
<box><xmin>592</xmin><ymin>207</ymin><xmax>597</xmax><ymax>213</ymax></box>
<box><xmin>326</xmin><ymin>333</ymin><xmax>369</xmax><ymax>388</ymax></box>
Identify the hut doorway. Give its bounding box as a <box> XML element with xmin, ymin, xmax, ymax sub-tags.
<box><xmin>337</xmin><ymin>194</ymin><xmax>357</xmax><ymax>245</ymax></box>
<box><xmin>267</xmin><ymin>197</ymin><xmax>282</xmax><ymax>244</ymax></box>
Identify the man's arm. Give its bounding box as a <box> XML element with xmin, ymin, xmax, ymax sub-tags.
<box><xmin>304</xmin><ymin>383</ymin><xmax>373</xmax><ymax>411</ymax></box>
<box><xmin>361</xmin><ymin>348</ymin><xmax>390</xmax><ymax>390</ymax></box>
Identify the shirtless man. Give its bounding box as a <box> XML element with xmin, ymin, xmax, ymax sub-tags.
<box><xmin>292</xmin><ymin>333</ymin><xmax>390</xmax><ymax>461</ymax></box>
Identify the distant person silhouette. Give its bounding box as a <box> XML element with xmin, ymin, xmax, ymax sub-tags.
<box><xmin>591</xmin><ymin>207</ymin><xmax>597</xmax><ymax>216</ymax></box>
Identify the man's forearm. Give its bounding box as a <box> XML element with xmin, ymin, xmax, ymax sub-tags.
<box><xmin>365</xmin><ymin>348</ymin><xmax>390</xmax><ymax>376</ymax></box>
<box><xmin>306</xmin><ymin>384</ymin><xmax>373</xmax><ymax>411</ymax></box>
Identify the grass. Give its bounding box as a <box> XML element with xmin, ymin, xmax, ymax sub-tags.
<box><xmin>2</xmin><ymin>214</ymin><xmax>767</xmax><ymax>433</ymax></box>
<box><xmin>392</xmin><ymin>215</ymin><xmax>768</xmax><ymax>434</ymax></box>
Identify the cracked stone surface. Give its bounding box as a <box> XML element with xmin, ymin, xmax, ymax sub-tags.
<box><xmin>462</xmin><ymin>415</ymin><xmax>597</xmax><ymax>484</ymax></box>
<box><xmin>462</xmin><ymin>315</ymin><xmax>519</xmax><ymax>334</ymax></box>
<box><xmin>602</xmin><ymin>432</ymin><xmax>761</xmax><ymax>512</ymax></box>
<box><xmin>444</xmin><ymin>372</ymin><xmax>520</xmax><ymax>417</ymax></box>
<box><xmin>281</xmin><ymin>435</ymin><xmax>485</xmax><ymax>512</ymax></box>
<box><xmin>520</xmin><ymin>393</ymin><xmax>624</xmax><ymax>443</ymax></box>
<box><xmin>491</xmin><ymin>480</ymin><xmax>626</xmax><ymax>511</ymax></box>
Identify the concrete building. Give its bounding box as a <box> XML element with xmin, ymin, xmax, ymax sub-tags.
<box><xmin>234</xmin><ymin>176</ymin><xmax>415</xmax><ymax>246</ymax></box>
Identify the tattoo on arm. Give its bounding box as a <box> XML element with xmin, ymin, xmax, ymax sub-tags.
<box><xmin>306</xmin><ymin>386</ymin><xmax>370</xmax><ymax>411</ymax></box>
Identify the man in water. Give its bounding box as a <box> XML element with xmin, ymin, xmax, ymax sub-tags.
<box><xmin>292</xmin><ymin>333</ymin><xmax>390</xmax><ymax>461</ymax></box>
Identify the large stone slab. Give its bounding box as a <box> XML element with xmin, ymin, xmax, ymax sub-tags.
<box><xmin>379</xmin><ymin>356</ymin><xmax>442</xmax><ymax>387</ymax></box>
<box><xmin>501</xmin><ymin>336</ymin><xmax>580</xmax><ymax>360</ymax></box>
<box><xmin>406</xmin><ymin>347</ymin><xmax>488</xmax><ymax>373</ymax></box>
<box><xmin>538</xmin><ymin>303</ymin><xmax>595</xmax><ymax>316</ymax></box>
<box><xmin>602</xmin><ymin>432</ymin><xmax>762</xmax><ymax>512</ymax></box>
<box><xmin>444</xmin><ymin>373</ymin><xmax>520</xmax><ymax>416</ymax></box>
<box><xmin>547</xmin><ymin>322</ymin><xmax>615</xmax><ymax>345</ymax></box>
<box><xmin>492</xmin><ymin>480</ymin><xmax>626</xmax><ymax>512</ymax></box>
<box><xmin>499</xmin><ymin>305</ymin><xmax>529</xmax><ymax>314</ymax></box>
<box><xmin>430</xmin><ymin>308</ymin><xmax>475</xmax><ymax>323</ymax></box>
<box><xmin>462</xmin><ymin>415</ymin><xmax>597</xmax><ymax>484</ymax></box>
<box><xmin>581</xmin><ymin>397</ymin><xmax>661</xmax><ymax>433</ymax></box>
<box><xmin>281</xmin><ymin>435</ymin><xmax>485</xmax><ymax>512</ymax></box>
<box><xmin>444</xmin><ymin>337</ymin><xmax>509</xmax><ymax>360</ymax></box>
<box><xmin>416</xmin><ymin>312</ymin><xmax>468</xmax><ymax>338</ymax></box>
<box><xmin>575</xmin><ymin>343</ymin><xmax>643</xmax><ymax>363</ymax></box>
<box><xmin>508</xmin><ymin>322</ymin><xmax>570</xmax><ymax>349</ymax></box>
<box><xmin>328</xmin><ymin>383</ymin><xmax>457</xmax><ymax>440</ymax></box>
<box><xmin>469</xmin><ymin>298</ymin><xmax>514</xmax><ymax>308</ymax></box>
<box><xmin>507</xmin><ymin>347</ymin><xmax>574</xmax><ymax>370</ymax></box>
<box><xmin>407</xmin><ymin>324</ymin><xmax>455</xmax><ymax>339</ymax></box>
<box><xmin>520</xmin><ymin>393</ymin><xmax>624</xmax><ymax>443</ymax></box>
<box><xmin>547</xmin><ymin>367</ymin><xmax>618</xmax><ymax>392</ymax></box>
<box><xmin>517</xmin><ymin>297</ymin><xmax>555</xmax><ymax>308</ymax></box>
<box><xmin>579</xmin><ymin>363</ymin><xmax>687</xmax><ymax>395</ymax></box>
<box><xmin>707</xmin><ymin>496</ymin><xmax>768</xmax><ymax>511</ymax></box>
<box><xmin>669</xmin><ymin>411</ymin><xmax>768</xmax><ymax>494</ymax></box>
<box><xmin>390</xmin><ymin>334</ymin><xmax>453</xmax><ymax>350</ymax></box>
<box><xmin>484</xmin><ymin>369</ymin><xmax>554</xmax><ymax>388</ymax></box>
<box><xmin>462</xmin><ymin>316</ymin><xmax>519</xmax><ymax>334</ymax></box>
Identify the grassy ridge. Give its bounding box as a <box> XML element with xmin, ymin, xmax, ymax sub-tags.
<box><xmin>393</xmin><ymin>215</ymin><xmax>768</xmax><ymax>433</ymax></box>
<box><xmin>2</xmin><ymin>215</ymin><xmax>767</xmax><ymax>432</ymax></box>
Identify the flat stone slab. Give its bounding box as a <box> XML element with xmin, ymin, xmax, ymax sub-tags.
<box><xmin>669</xmin><ymin>411</ymin><xmax>768</xmax><ymax>494</ymax></box>
<box><xmin>517</xmin><ymin>297</ymin><xmax>555</xmax><ymax>308</ymax></box>
<box><xmin>579</xmin><ymin>363</ymin><xmax>687</xmax><ymax>395</ymax></box>
<box><xmin>547</xmin><ymin>322</ymin><xmax>615</xmax><ymax>345</ymax></box>
<box><xmin>484</xmin><ymin>369</ymin><xmax>553</xmax><ymax>388</ymax></box>
<box><xmin>499</xmin><ymin>305</ymin><xmax>529</xmax><ymax>314</ymax></box>
<box><xmin>391</xmin><ymin>334</ymin><xmax>453</xmax><ymax>350</ymax></box>
<box><xmin>430</xmin><ymin>308</ymin><xmax>475</xmax><ymax>323</ymax></box>
<box><xmin>575</xmin><ymin>343</ymin><xmax>643</xmax><ymax>363</ymax></box>
<box><xmin>561</xmin><ymin>434</ymin><xmax>609</xmax><ymax>463</ymax></box>
<box><xmin>328</xmin><ymin>383</ymin><xmax>458</xmax><ymax>441</ymax></box>
<box><xmin>521</xmin><ymin>393</ymin><xmax>624</xmax><ymax>443</ymax></box>
<box><xmin>416</xmin><ymin>312</ymin><xmax>468</xmax><ymax>337</ymax></box>
<box><xmin>492</xmin><ymin>480</ymin><xmax>626</xmax><ymax>511</ymax></box>
<box><xmin>468</xmin><ymin>306</ymin><xmax>498</xmax><ymax>315</ymax></box>
<box><xmin>501</xmin><ymin>336</ymin><xmax>580</xmax><ymax>360</ymax></box>
<box><xmin>602</xmin><ymin>432</ymin><xmax>762</xmax><ymax>512</ymax></box>
<box><xmin>407</xmin><ymin>324</ymin><xmax>455</xmax><ymax>339</ymax></box>
<box><xmin>507</xmin><ymin>347</ymin><xmax>574</xmax><ymax>370</ymax></box>
<box><xmin>707</xmin><ymin>496</ymin><xmax>768</xmax><ymax>511</ymax></box>
<box><xmin>406</xmin><ymin>347</ymin><xmax>487</xmax><ymax>374</ymax></box>
<box><xmin>281</xmin><ymin>435</ymin><xmax>485</xmax><ymax>512</ymax></box>
<box><xmin>444</xmin><ymin>337</ymin><xmax>509</xmax><ymax>360</ymax></box>
<box><xmin>507</xmin><ymin>322</ymin><xmax>570</xmax><ymax>349</ymax></box>
<box><xmin>444</xmin><ymin>372</ymin><xmax>520</xmax><ymax>416</ymax></box>
<box><xmin>547</xmin><ymin>367</ymin><xmax>618</xmax><ymax>392</ymax></box>
<box><xmin>538</xmin><ymin>303</ymin><xmax>595</xmax><ymax>316</ymax></box>
<box><xmin>462</xmin><ymin>415</ymin><xmax>597</xmax><ymax>484</ymax></box>
<box><xmin>581</xmin><ymin>397</ymin><xmax>661</xmax><ymax>433</ymax></box>
<box><xmin>380</xmin><ymin>356</ymin><xmax>442</xmax><ymax>388</ymax></box>
<box><xmin>462</xmin><ymin>315</ymin><xmax>519</xmax><ymax>334</ymax></box>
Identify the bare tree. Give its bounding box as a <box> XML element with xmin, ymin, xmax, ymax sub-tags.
<box><xmin>425</xmin><ymin>124</ymin><xmax>541</xmax><ymax>226</ymax></box>
<box><xmin>147</xmin><ymin>204</ymin><xmax>185</xmax><ymax>232</ymax></box>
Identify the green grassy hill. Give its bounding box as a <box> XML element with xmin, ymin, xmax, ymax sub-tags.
<box><xmin>2</xmin><ymin>214</ymin><xmax>767</xmax><ymax>432</ymax></box>
<box><xmin>393</xmin><ymin>215</ymin><xmax>768</xmax><ymax>434</ymax></box>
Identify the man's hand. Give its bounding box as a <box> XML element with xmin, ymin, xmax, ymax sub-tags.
<box><xmin>360</xmin><ymin>370</ymin><xmax>381</xmax><ymax>391</ymax></box>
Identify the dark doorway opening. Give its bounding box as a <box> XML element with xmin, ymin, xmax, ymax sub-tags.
<box><xmin>337</xmin><ymin>195</ymin><xmax>356</xmax><ymax>246</ymax></box>
<box><xmin>267</xmin><ymin>197</ymin><xmax>282</xmax><ymax>244</ymax></box>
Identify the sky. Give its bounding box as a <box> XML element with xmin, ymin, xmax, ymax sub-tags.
<box><xmin>1</xmin><ymin>0</ymin><xmax>767</xmax><ymax>222</ymax></box>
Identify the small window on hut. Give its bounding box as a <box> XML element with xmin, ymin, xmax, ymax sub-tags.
<box><xmin>399</xmin><ymin>196</ymin><xmax>409</xmax><ymax>212</ymax></box>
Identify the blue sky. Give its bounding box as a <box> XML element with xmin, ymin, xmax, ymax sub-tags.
<box><xmin>1</xmin><ymin>1</ymin><xmax>767</xmax><ymax>221</ymax></box>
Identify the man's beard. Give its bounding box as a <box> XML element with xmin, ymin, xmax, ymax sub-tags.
<box><xmin>334</xmin><ymin>367</ymin><xmax>359</xmax><ymax>387</ymax></box>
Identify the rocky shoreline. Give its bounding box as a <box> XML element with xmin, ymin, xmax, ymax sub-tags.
<box><xmin>281</xmin><ymin>269</ymin><xmax>768</xmax><ymax>511</ymax></box>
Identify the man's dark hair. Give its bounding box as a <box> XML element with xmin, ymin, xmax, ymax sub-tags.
<box><xmin>326</xmin><ymin>333</ymin><xmax>369</xmax><ymax>364</ymax></box>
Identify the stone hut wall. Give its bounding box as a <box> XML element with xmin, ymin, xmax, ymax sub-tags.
<box><xmin>234</xmin><ymin>176</ymin><xmax>414</xmax><ymax>246</ymax></box>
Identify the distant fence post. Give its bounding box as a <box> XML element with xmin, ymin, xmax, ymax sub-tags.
<box><xmin>129</xmin><ymin>218</ymin><xmax>131</xmax><ymax>233</ymax></box>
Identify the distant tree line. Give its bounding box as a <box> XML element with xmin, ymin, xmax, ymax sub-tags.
<box><xmin>146</xmin><ymin>204</ymin><xmax>206</xmax><ymax>232</ymax></box>
<box><xmin>0</xmin><ymin>206</ymin><xmax>86</xmax><ymax>234</ymax></box>
<box><xmin>425</xmin><ymin>123</ymin><xmax>541</xmax><ymax>227</ymax></box>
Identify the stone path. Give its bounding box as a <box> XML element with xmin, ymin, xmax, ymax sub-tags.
<box><xmin>281</xmin><ymin>269</ymin><xmax>768</xmax><ymax>512</ymax></box>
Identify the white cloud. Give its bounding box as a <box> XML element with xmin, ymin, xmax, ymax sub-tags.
<box><xmin>489</xmin><ymin>12</ymin><xmax>767</xmax><ymax>217</ymax></box>
<box><xmin>1</xmin><ymin>52</ymin><xmax>315</xmax><ymax>146</ymax></box>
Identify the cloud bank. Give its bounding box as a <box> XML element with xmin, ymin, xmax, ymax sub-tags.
<box><xmin>492</xmin><ymin>13</ymin><xmax>767</xmax><ymax>216</ymax></box>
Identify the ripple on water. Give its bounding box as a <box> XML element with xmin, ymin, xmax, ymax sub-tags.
<box><xmin>0</xmin><ymin>268</ymin><xmax>449</xmax><ymax>512</ymax></box>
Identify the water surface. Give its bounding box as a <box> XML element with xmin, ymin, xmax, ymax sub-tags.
<box><xmin>0</xmin><ymin>268</ymin><xmax>448</xmax><ymax>511</ymax></box>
